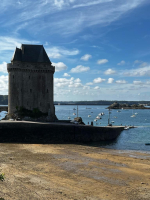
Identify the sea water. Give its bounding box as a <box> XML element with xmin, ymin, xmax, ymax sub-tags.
<box><xmin>0</xmin><ymin>105</ymin><xmax>150</xmax><ymax>151</ymax></box>
<box><xmin>55</xmin><ymin>105</ymin><xmax>150</xmax><ymax>151</ymax></box>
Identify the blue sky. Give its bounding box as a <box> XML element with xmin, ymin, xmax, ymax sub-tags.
<box><xmin>0</xmin><ymin>0</ymin><xmax>150</xmax><ymax>101</ymax></box>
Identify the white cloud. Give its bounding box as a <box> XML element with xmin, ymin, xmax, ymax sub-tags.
<box><xmin>134</xmin><ymin>60</ymin><xmax>141</xmax><ymax>64</ymax></box>
<box><xmin>124</xmin><ymin>65</ymin><xmax>150</xmax><ymax>77</ymax></box>
<box><xmin>63</xmin><ymin>73</ymin><xmax>70</xmax><ymax>77</ymax></box>
<box><xmin>74</xmin><ymin>78</ymin><xmax>81</xmax><ymax>83</ymax></box>
<box><xmin>93</xmin><ymin>77</ymin><xmax>106</xmax><ymax>83</ymax></box>
<box><xmin>83</xmin><ymin>86</ymin><xmax>90</xmax><ymax>90</ymax></box>
<box><xmin>97</xmin><ymin>59</ymin><xmax>108</xmax><ymax>65</ymax></box>
<box><xmin>54</xmin><ymin>0</ymin><xmax>75</xmax><ymax>9</ymax></box>
<box><xmin>0</xmin><ymin>36</ymin><xmax>39</xmax><ymax>62</ymax></box>
<box><xmin>73</xmin><ymin>0</ymin><xmax>113</xmax><ymax>9</ymax></box>
<box><xmin>54</xmin><ymin>77</ymin><xmax>83</xmax><ymax>89</ymax></box>
<box><xmin>54</xmin><ymin>77</ymin><xmax>74</xmax><ymax>88</ymax></box>
<box><xmin>0</xmin><ymin>62</ymin><xmax>7</xmax><ymax>73</ymax></box>
<box><xmin>54</xmin><ymin>0</ymin><xmax>65</xmax><ymax>8</ymax></box>
<box><xmin>133</xmin><ymin>80</ymin><xmax>143</xmax><ymax>85</ymax></box>
<box><xmin>0</xmin><ymin>1</ymin><xmax>144</xmax><ymax>37</ymax></box>
<box><xmin>48</xmin><ymin>52</ymin><xmax>62</xmax><ymax>59</ymax></box>
<box><xmin>108</xmin><ymin>78</ymin><xmax>114</xmax><ymax>84</ymax></box>
<box><xmin>47</xmin><ymin>46</ymin><xmax>79</xmax><ymax>59</ymax></box>
<box><xmin>0</xmin><ymin>36</ymin><xmax>37</xmax><ymax>52</ymax></box>
<box><xmin>139</xmin><ymin>62</ymin><xmax>148</xmax><ymax>67</ymax></box>
<box><xmin>0</xmin><ymin>75</ymin><xmax>8</xmax><ymax>94</ymax></box>
<box><xmin>146</xmin><ymin>80</ymin><xmax>150</xmax><ymax>84</ymax></box>
<box><xmin>52</xmin><ymin>62</ymin><xmax>67</xmax><ymax>72</ymax></box>
<box><xmin>134</xmin><ymin>60</ymin><xmax>147</xmax><ymax>67</ymax></box>
<box><xmin>117</xmin><ymin>60</ymin><xmax>125</xmax><ymax>65</ymax></box>
<box><xmin>94</xmin><ymin>86</ymin><xmax>100</xmax><ymax>90</ymax></box>
<box><xmin>104</xmin><ymin>68</ymin><xmax>116</xmax><ymax>75</ymax></box>
<box><xmin>68</xmin><ymin>83</ymin><xmax>83</xmax><ymax>88</ymax></box>
<box><xmin>86</xmin><ymin>82</ymin><xmax>93</xmax><ymax>85</ymax></box>
<box><xmin>70</xmin><ymin>65</ymin><xmax>90</xmax><ymax>73</ymax></box>
<box><xmin>81</xmin><ymin>54</ymin><xmax>92</xmax><ymax>61</ymax></box>
<box><xmin>116</xmin><ymin>80</ymin><xmax>127</xmax><ymax>84</ymax></box>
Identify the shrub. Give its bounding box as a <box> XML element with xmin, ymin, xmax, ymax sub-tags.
<box><xmin>0</xmin><ymin>173</ymin><xmax>5</xmax><ymax>182</ymax></box>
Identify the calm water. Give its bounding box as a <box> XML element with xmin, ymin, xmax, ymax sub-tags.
<box><xmin>0</xmin><ymin>105</ymin><xmax>150</xmax><ymax>151</ymax></box>
<box><xmin>55</xmin><ymin>105</ymin><xmax>150</xmax><ymax>151</ymax></box>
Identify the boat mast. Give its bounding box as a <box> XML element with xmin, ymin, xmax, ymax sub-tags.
<box><xmin>108</xmin><ymin>108</ymin><xmax>111</xmax><ymax>125</ymax></box>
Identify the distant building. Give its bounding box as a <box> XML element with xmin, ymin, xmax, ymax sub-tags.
<box><xmin>7</xmin><ymin>44</ymin><xmax>57</xmax><ymax>121</ymax></box>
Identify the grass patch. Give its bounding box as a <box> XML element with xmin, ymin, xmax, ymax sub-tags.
<box><xmin>0</xmin><ymin>173</ymin><xmax>5</xmax><ymax>182</ymax></box>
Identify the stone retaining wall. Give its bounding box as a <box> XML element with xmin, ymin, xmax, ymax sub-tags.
<box><xmin>0</xmin><ymin>121</ymin><xmax>124</xmax><ymax>143</ymax></box>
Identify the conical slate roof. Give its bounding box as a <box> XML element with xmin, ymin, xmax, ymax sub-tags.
<box><xmin>11</xmin><ymin>44</ymin><xmax>50</xmax><ymax>63</ymax></box>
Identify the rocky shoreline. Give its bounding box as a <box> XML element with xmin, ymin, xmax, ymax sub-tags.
<box><xmin>107</xmin><ymin>102</ymin><xmax>150</xmax><ymax>109</ymax></box>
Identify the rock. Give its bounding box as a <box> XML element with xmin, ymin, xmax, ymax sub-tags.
<box><xmin>74</xmin><ymin>117</ymin><xmax>85</xmax><ymax>125</ymax></box>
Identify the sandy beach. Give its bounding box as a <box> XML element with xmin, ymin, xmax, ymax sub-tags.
<box><xmin>0</xmin><ymin>143</ymin><xmax>150</xmax><ymax>200</ymax></box>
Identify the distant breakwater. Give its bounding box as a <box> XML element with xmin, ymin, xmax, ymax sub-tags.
<box><xmin>0</xmin><ymin>121</ymin><xmax>124</xmax><ymax>143</ymax></box>
<box><xmin>0</xmin><ymin>106</ymin><xmax>8</xmax><ymax>112</ymax></box>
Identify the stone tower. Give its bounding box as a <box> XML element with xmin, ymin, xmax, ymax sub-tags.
<box><xmin>7</xmin><ymin>44</ymin><xmax>57</xmax><ymax>121</ymax></box>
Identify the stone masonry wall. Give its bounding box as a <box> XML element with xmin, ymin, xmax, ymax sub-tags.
<box><xmin>7</xmin><ymin>61</ymin><xmax>55</xmax><ymax>118</ymax></box>
<box><xmin>0</xmin><ymin>122</ymin><xmax>124</xmax><ymax>143</ymax></box>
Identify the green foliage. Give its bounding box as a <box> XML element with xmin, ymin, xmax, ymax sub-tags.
<box><xmin>16</xmin><ymin>106</ymin><xmax>47</xmax><ymax>118</ymax></box>
<box><xmin>0</xmin><ymin>173</ymin><xmax>5</xmax><ymax>181</ymax></box>
<box><xmin>0</xmin><ymin>198</ymin><xmax>5</xmax><ymax>200</ymax></box>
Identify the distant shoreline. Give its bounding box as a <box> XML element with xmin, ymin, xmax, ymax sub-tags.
<box><xmin>0</xmin><ymin>95</ymin><xmax>150</xmax><ymax>106</ymax></box>
<box><xmin>107</xmin><ymin>102</ymin><xmax>150</xmax><ymax>110</ymax></box>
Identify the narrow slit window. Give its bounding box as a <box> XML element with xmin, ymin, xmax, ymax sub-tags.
<box><xmin>29</xmin><ymin>76</ymin><xmax>30</xmax><ymax>79</ymax></box>
<box><xmin>30</xmin><ymin>89</ymin><xmax>32</xmax><ymax>93</ymax></box>
<box><xmin>47</xmin><ymin>89</ymin><xmax>48</xmax><ymax>93</ymax></box>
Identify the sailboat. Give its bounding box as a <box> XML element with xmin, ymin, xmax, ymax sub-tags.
<box><xmin>117</xmin><ymin>110</ymin><xmax>121</xmax><ymax>112</ymax></box>
<box><xmin>131</xmin><ymin>110</ymin><xmax>135</xmax><ymax>117</ymax></box>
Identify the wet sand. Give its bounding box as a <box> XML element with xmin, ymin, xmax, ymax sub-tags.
<box><xmin>0</xmin><ymin>143</ymin><xmax>150</xmax><ymax>200</ymax></box>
